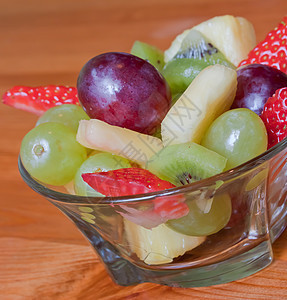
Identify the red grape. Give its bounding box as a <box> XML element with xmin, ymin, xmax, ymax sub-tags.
<box><xmin>231</xmin><ymin>64</ymin><xmax>287</xmax><ymax>115</ymax></box>
<box><xmin>77</xmin><ymin>52</ymin><xmax>171</xmax><ymax>134</ymax></box>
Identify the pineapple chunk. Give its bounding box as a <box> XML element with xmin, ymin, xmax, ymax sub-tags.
<box><xmin>161</xmin><ymin>64</ymin><xmax>237</xmax><ymax>146</ymax></box>
<box><xmin>193</xmin><ymin>15</ymin><xmax>256</xmax><ymax>66</ymax></box>
<box><xmin>77</xmin><ymin>119</ymin><xmax>163</xmax><ymax>166</ymax></box>
<box><xmin>124</xmin><ymin>218</ymin><xmax>205</xmax><ymax>265</ymax></box>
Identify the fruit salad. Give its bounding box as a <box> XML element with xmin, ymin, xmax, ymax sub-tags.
<box><xmin>4</xmin><ymin>15</ymin><xmax>287</xmax><ymax>265</ymax></box>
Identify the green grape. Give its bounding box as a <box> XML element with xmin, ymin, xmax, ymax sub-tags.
<box><xmin>131</xmin><ymin>40</ymin><xmax>164</xmax><ymax>71</ymax></box>
<box><xmin>166</xmin><ymin>193</ymin><xmax>232</xmax><ymax>236</ymax></box>
<box><xmin>201</xmin><ymin>108</ymin><xmax>268</xmax><ymax>170</ymax></box>
<box><xmin>36</xmin><ymin>104</ymin><xmax>90</xmax><ymax>132</ymax></box>
<box><xmin>74</xmin><ymin>152</ymin><xmax>132</xmax><ymax>196</ymax></box>
<box><xmin>20</xmin><ymin>122</ymin><xmax>87</xmax><ymax>186</ymax></box>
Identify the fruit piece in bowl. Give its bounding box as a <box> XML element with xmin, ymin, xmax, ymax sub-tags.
<box><xmin>231</xmin><ymin>64</ymin><xmax>287</xmax><ymax>115</ymax></box>
<box><xmin>74</xmin><ymin>152</ymin><xmax>132</xmax><ymax>196</ymax></box>
<box><xmin>131</xmin><ymin>40</ymin><xmax>165</xmax><ymax>71</ymax></box>
<box><xmin>36</xmin><ymin>103</ymin><xmax>90</xmax><ymax>132</ymax></box>
<box><xmin>124</xmin><ymin>219</ymin><xmax>206</xmax><ymax>265</ymax></box>
<box><xmin>77</xmin><ymin>52</ymin><xmax>171</xmax><ymax>135</ymax></box>
<box><xmin>261</xmin><ymin>87</ymin><xmax>287</xmax><ymax>148</ymax></box>
<box><xmin>201</xmin><ymin>108</ymin><xmax>268</xmax><ymax>170</ymax></box>
<box><xmin>76</xmin><ymin>118</ymin><xmax>163</xmax><ymax>166</ymax></box>
<box><xmin>20</xmin><ymin>122</ymin><xmax>87</xmax><ymax>186</ymax></box>
<box><xmin>82</xmin><ymin>168</ymin><xmax>189</xmax><ymax>227</ymax></box>
<box><xmin>164</xmin><ymin>15</ymin><xmax>256</xmax><ymax>66</ymax></box>
<box><xmin>239</xmin><ymin>16</ymin><xmax>287</xmax><ymax>73</ymax></box>
<box><xmin>146</xmin><ymin>142</ymin><xmax>227</xmax><ymax>186</ymax></box>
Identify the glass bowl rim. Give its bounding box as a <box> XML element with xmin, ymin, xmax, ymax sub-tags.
<box><xmin>18</xmin><ymin>138</ymin><xmax>287</xmax><ymax>205</ymax></box>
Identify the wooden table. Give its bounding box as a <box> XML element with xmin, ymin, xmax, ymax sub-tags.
<box><xmin>1</xmin><ymin>0</ymin><xmax>287</xmax><ymax>299</ymax></box>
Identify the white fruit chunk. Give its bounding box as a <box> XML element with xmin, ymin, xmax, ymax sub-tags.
<box><xmin>161</xmin><ymin>64</ymin><xmax>237</xmax><ymax>146</ymax></box>
<box><xmin>193</xmin><ymin>15</ymin><xmax>256</xmax><ymax>66</ymax></box>
<box><xmin>77</xmin><ymin>119</ymin><xmax>163</xmax><ymax>166</ymax></box>
<box><xmin>124</xmin><ymin>218</ymin><xmax>205</xmax><ymax>265</ymax></box>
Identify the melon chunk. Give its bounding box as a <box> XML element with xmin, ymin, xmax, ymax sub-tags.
<box><xmin>77</xmin><ymin>119</ymin><xmax>163</xmax><ymax>166</ymax></box>
<box><xmin>161</xmin><ymin>64</ymin><xmax>237</xmax><ymax>146</ymax></box>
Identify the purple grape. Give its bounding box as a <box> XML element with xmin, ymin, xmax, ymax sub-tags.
<box><xmin>77</xmin><ymin>52</ymin><xmax>171</xmax><ymax>134</ymax></box>
<box><xmin>231</xmin><ymin>64</ymin><xmax>287</xmax><ymax>115</ymax></box>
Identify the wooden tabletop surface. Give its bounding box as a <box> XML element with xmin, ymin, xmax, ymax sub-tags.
<box><xmin>1</xmin><ymin>0</ymin><xmax>287</xmax><ymax>299</ymax></box>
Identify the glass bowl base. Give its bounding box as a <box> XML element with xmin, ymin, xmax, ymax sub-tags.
<box><xmin>65</xmin><ymin>211</ymin><xmax>274</xmax><ymax>287</ymax></box>
<box><xmin>141</xmin><ymin>241</ymin><xmax>273</xmax><ymax>288</ymax></box>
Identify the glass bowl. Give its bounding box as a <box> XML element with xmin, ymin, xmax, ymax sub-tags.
<box><xmin>18</xmin><ymin>138</ymin><xmax>287</xmax><ymax>288</ymax></box>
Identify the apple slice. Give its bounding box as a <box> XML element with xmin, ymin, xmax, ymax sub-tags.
<box><xmin>193</xmin><ymin>15</ymin><xmax>256</xmax><ymax>66</ymax></box>
<box><xmin>77</xmin><ymin>119</ymin><xmax>163</xmax><ymax>166</ymax></box>
<box><xmin>161</xmin><ymin>64</ymin><xmax>237</xmax><ymax>146</ymax></box>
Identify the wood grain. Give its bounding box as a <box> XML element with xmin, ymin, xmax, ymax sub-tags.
<box><xmin>0</xmin><ymin>0</ymin><xmax>287</xmax><ymax>299</ymax></box>
<box><xmin>1</xmin><ymin>233</ymin><xmax>287</xmax><ymax>300</ymax></box>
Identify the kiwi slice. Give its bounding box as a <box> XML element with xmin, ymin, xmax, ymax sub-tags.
<box><xmin>131</xmin><ymin>40</ymin><xmax>164</xmax><ymax>71</ymax></box>
<box><xmin>162</xmin><ymin>30</ymin><xmax>235</xmax><ymax>95</ymax></box>
<box><xmin>146</xmin><ymin>142</ymin><xmax>227</xmax><ymax>186</ymax></box>
<box><xmin>162</xmin><ymin>58</ymin><xmax>204</xmax><ymax>95</ymax></box>
<box><xmin>174</xmin><ymin>29</ymin><xmax>219</xmax><ymax>60</ymax></box>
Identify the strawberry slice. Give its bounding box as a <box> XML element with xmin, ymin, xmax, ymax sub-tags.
<box><xmin>82</xmin><ymin>168</ymin><xmax>176</xmax><ymax>196</ymax></box>
<box><xmin>239</xmin><ymin>16</ymin><xmax>287</xmax><ymax>73</ymax></box>
<box><xmin>82</xmin><ymin>168</ymin><xmax>189</xmax><ymax>228</ymax></box>
<box><xmin>261</xmin><ymin>87</ymin><xmax>287</xmax><ymax>148</ymax></box>
<box><xmin>2</xmin><ymin>85</ymin><xmax>80</xmax><ymax>115</ymax></box>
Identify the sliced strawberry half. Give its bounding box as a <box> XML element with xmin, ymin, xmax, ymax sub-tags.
<box><xmin>261</xmin><ymin>87</ymin><xmax>287</xmax><ymax>148</ymax></box>
<box><xmin>239</xmin><ymin>16</ymin><xmax>287</xmax><ymax>73</ymax></box>
<box><xmin>82</xmin><ymin>168</ymin><xmax>189</xmax><ymax>228</ymax></box>
<box><xmin>2</xmin><ymin>85</ymin><xmax>80</xmax><ymax>115</ymax></box>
